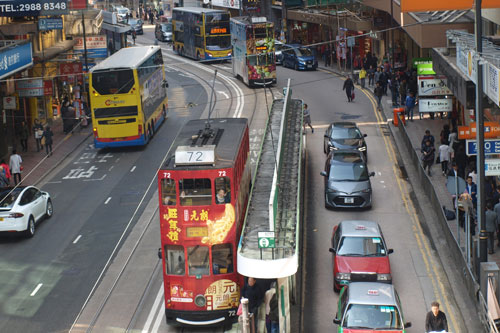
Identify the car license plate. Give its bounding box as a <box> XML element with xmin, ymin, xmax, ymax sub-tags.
<box><xmin>344</xmin><ymin>197</ymin><xmax>354</xmax><ymax>204</ymax></box>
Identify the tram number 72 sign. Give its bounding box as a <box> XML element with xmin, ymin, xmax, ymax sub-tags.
<box><xmin>466</xmin><ymin>139</ymin><xmax>500</xmax><ymax>156</ymax></box>
<box><xmin>258</xmin><ymin>231</ymin><xmax>275</xmax><ymax>249</ymax></box>
<box><xmin>175</xmin><ymin>145</ymin><xmax>216</xmax><ymax>165</ymax></box>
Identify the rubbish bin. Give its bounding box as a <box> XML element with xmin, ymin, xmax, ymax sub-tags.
<box><xmin>392</xmin><ymin>108</ymin><xmax>406</xmax><ymax>126</ymax></box>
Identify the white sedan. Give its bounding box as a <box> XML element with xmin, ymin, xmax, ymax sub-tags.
<box><xmin>0</xmin><ymin>186</ymin><xmax>53</xmax><ymax>237</ymax></box>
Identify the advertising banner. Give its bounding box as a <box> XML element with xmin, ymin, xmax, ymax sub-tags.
<box><xmin>418</xmin><ymin>98</ymin><xmax>453</xmax><ymax>113</ymax></box>
<box><xmin>74</xmin><ymin>36</ymin><xmax>107</xmax><ymax>59</ymax></box>
<box><xmin>485</xmin><ymin>63</ymin><xmax>500</xmax><ymax>107</ymax></box>
<box><xmin>0</xmin><ymin>0</ymin><xmax>68</xmax><ymax>17</ymax></box>
<box><xmin>458</xmin><ymin>122</ymin><xmax>500</xmax><ymax>140</ymax></box>
<box><xmin>44</xmin><ymin>80</ymin><xmax>53</xmax><ymax>96</ymax></box>
<box><xmin>486</xmin><ymin>159</ymin><xmax>500</xmax><ymax>176</ymax></box>
<box><xmin>17</xmin><ymin>79</ymin><xmax>44</xmax><ymax>97</ymax></box>
<box><xmin>211</xmin><ymin>0</ymin><xmax>241</xmax><ymax>9</ymax></box>
<box><xmin>0</xmin><ymin>42</ymin><xmax>33</xmax><ymax>80</ymax></box>
<box><xmin>456</xmin><ymin>45</ymin><xmax>478</xmax><ymax>84</ymax></box>
<box><xmin>418</xmin><ymin>76</ymin><xmax>453</xmax><ymax>96</ymax></box>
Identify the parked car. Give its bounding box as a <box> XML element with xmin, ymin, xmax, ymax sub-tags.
<box><xmin>275</xmin><ymin>40</ymin><xmax>285</xmax><ymax>65</ymax></box>
<box><xmin>329</xmin><ymin>220</ymin><xmax>393</xmax><ymax>292</ymax></box>
<box><xmin>0</xmin><ymin>186</ymin><xmax>53</xmax><ymax>238</ymax></box>
<box><xmin>127</xmin><ymin>18</ymin><xmax>144</xmax><ymax>35</ymax></box>
<box><xmin>155</xmin><ymin>22</ymin><xmax>173</xmax><ymax>42</ymax></box>
<box><xmin>282</xmin><ymin>44</ymin><xmax>317</xmax><ymax>70</ymax></box>
<box><xmin>333</xmin><ymin>282</ymin><xmax>412</xmax><ymax>332</ymax></box>
<box><xmin>324</xmin><ymin>122</ymin><xmax>367</xmax><ymax>160</ymax></box>
<box><xmin>320</xmin><ymin>150</ymin><xmax>374</xmax><ymax>209</ymax></box>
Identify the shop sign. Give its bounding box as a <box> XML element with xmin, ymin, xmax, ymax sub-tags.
<box><xmin>59</xmin><ymin>62</ymin><xmax>82</xmax><ymax>76</ymax></box>
<box><xmin>417</xmin><ymin>63</ymin><xmax>435</xmax><ymax>75</ymax></box>
<box><xmin>38</xmin><ymin>18</ymin><xmax>63</xmax><ymax>30</ymax></box>
<box><xmin>417</xmin><ymin>76</ymin><xmax>453</xmax><ymax>96</ymax></box>
<box><xmin>485</xmin><ymin>159</ymin><xmax>500</xmax><ymax>176</ymax></box>
<box><xmin>485</xmin><ymin>63</ymin><xmax>500</xmax><ymax>108</ymax></box>
<box><xmin>2</xmin><ymin>96</ymin><xmax>17</xmax><ymax>109</ymax></box>
<box><xmin>44</xmin><ymin>80</ymin><xmax>53</xmax><ymax>96</ymax></box>
<box><xmin>74</xmin><ymin>36</ymin><xmax>108</xmax><ymax>59</ymax></box>
<box><xmin>258</xmin><ymin>231</ymin><xmax>275</xmax><ymax>249</ymax></box>
<box><xmin>17</xmin><ymin>79</ymin><xmax>44</xmax><ymax>97</ymax></box>
<box><xmin>0</xmin><ymin>0</ymin><xmax>68</xmax><ymax>17</ymax></box>
<box><xmin>456</xmin><ymin>45</ymin><xmax>478</xmax><ymax>84</ymax></box>
<box><xmin>412</xmin><ymin>57</ymin><xmax>432</xmax><ymax>69</ymax></box>
<box><xmin>211</xmin><ymin>0</ymin><xmax>240</xmax><ymax>9</ymax></box>
<box><xmin>458</xmin><ymin>122</ymin><xmax>500</xmax><ymax>140</ymax></box>
<box><xmin>418</xmin><ymin>98</ymin><xmax>453</xmax><ymax>112</ymax></box>
<box><xmin>68</xmin><ymin>0</ymin><xmax>86</xmax><ymax>9</ymax></box>
<box><xmin>0</xmin><ymin>42</ymin><xmax>33</xmax><ymax>80</ymax></box>
<box><xmin>466</xmin><ymin>139</ymin><xmax>500</xmax><ymax>156</ymax></box>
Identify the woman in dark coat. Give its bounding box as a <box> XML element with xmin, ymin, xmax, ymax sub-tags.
<box><xmin>43</xmin><ymin>126</ymin><xmax>54</xmax><ymax>157</ymax></box>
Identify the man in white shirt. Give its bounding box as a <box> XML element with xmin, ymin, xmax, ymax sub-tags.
<box><xmin>9</xmin><ymin>149</ymin><xmax>22</xmax><ymax>185</ymax></box>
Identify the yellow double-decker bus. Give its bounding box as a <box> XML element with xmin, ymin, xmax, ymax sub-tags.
<box><xmin>89</xmin><ymin>45</ymin><xmax>168</xmax><ymax>148</ymax></box>
<box><xmin>172</xmin><ymin>7</ymin><xmax>231</xmax><ymax>61</ymax></box>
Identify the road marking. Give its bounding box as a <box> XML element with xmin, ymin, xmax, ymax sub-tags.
<box><xmin>151</xmin><ymin>301</ymin><xmax>164</xmax><ymax>333</ymax></box>
<box><xmin>73</xmin><ymin>235</ymin><xmax>82</xmax><ymax>244</ymax></box>
<box><xmin>30</xmin><ymin>283</ymin><xmax>43</xmax><ymax>296</ymax></box>
<box><xmin>83</xmin><ymin>174</ymin><xmax>107</xmax><ymax>182</ymax></box>
<box><xmin>104</xmin><ymin>197</ymin><xmax>112</xmax><ymax>205</ymax></box>
<box><xmin>142</xmin><ymin>285</ymin><xmax>164</xmax><ymax>333</ymax></box>
<box><xmin>108</xmin><ymin>166</ymin><xmax>114</xmax><ymax>171</ymax></box>
<box><xmin>217</xmin><ymin>91</ymin><xmax>229</xmax><ymax>99</ymax></box>
<box><xmin>45</xmin><ymin>181</ymin><xmax>62</xmax><ymax>184</ymax></box>
<box><xmin>130</xmin><ymin>166</ymin><xmax>136</xmax><ymax>172</ymax></box>
<box><xmin>360</xmin><ymin>84</ymin><xmax>460</xmax><ymax>332</ymax></box>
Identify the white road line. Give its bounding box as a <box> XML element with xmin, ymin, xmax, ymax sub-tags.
<box><xmin>151</xmin><ymin>300</ymin><xmax>165</xmax><ymax>333</ymax></box>
<box><xmin>217</xmin><ymin>91</ymin><xmax>229</xmax><ymax>99</ymax></box>
<box><xmin>45</xmin><ymin>181</ymin><xmax>62</xmax><ymax>184</ymax></box>
<box><xmin>73</xmin><ymin>235</ymin><xmax>82</xmax><ymax>244</ymax></box>
<box><xmin>142</xmin><ymin>285</ymin><xmax>164</xmax><ymax>333</ymax></box>
<box><xmin>109</xmin><ymin>166</ymin><xmax>114</xmax><ymax>171</ymax></box>
<box><xmin>130</xmin><ymin>166</ymin><xmax>136</xmax><ymax>172</ymax></box>
<box><xmin>30</xmin><ymin>283</ymin><xmax>43</xmax><ymax>296</ymax></box>
<box><xmin>104</xmin><ymin>197</ymin><xmax>112</xmax><ymax>205</ymax></box>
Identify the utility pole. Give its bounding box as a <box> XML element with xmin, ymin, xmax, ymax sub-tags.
<box><xmin>475</xmin><ymin>0</ymin><xmax>487</xmax><ymax>267</ymax></box>
<box><xmin>390</xmin><ymin>0</ymin><xmax>394</xmax><ymax>68</ymax></box>
<box><xmin>81</xmin><ymin>6</ymin><xmax>91</xmax><ymax>119</ymax></box>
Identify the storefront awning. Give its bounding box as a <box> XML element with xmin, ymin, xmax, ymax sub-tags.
<box><xmin>102</xmin><ymin>22</ymin><xmax>131</xmax><ymax>34</ymax></box>
<box><xmin>33</xmin><ymin>39</ymin><xmax>77</xmax><ymax>63</ymax></box>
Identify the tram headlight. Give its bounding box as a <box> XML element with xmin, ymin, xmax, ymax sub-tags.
<box><xmin>194</xmin><ymin>294</ymin><xmax>206</xmax><ymax>307</ymax></box>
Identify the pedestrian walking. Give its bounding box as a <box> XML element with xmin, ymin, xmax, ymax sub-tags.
<box><xmin>302</xmin><ymin>104</ymin><xmax>314</xmax><ymax>133</ymax></box>
<box><xmin>359</xmin><ymin>67</ymin><xmax>366</xmax><ymax>89</ymax></box>
<box><xmin>425</xmin><ymin>301</ymin><xmax>448</xmax><ymax>333</ymax></box>
<box><xmin>264</xmin><ymin>286</ymin><xmax>279</xmax><ymax>333</ymax></box>
<box><xmin>0</xmin><ymin>159</ymin><xmax>11</xmax><ymax>185</ymax></box>
<box><xmin>241</xmin><ymin>277</ymin><xmax>264</xmax><ymax>333</ymax></box>
<box><xmin>404</xmin><ymin>92</ymin><xmax>416</xmax><ymax>121</ymax></box>
<box><xmin>440</xmin><ymin>124</ymin><xmax>450</xmax><ymax>145</ymax></box>
<box><xmin>368</xmin><ymin>65</ymin><xmax>375</xmax><ymax>86</ymax></box>
<box><xmin>374</xmin><ymin>67</ymin><xmax>382</xmax><ymax>86</ymax></box>
<box><xmin>380</xmin><ymin>70</ymin><xmax>388</xmax><ymax>95</ymax></box>
<box><xmin>132</xmin><ymin>30</ymin><xmax>137</xmax><ymax>45</ymax></box>
<box><xmin>343</xmin><ymin>76</ymin><xmax>354</xmax><ymax>102</ymax></box>
<box><xmin>19</xmin><ymin>121</ymin><xmax>29</xmax><ymax>152</ymax></box>
<box><xmin>421</xmin><ymin>140</ymin><xmax>435</xmax><ymax>176</ymax></box>
<box><xmin>438</xmin><ymin>141</ymin><xmax>451</xmax><ymax>176</ymax></box>
<box><xmin>324</xmin><ymin>45</ymin><xmax>331</xmax><ymax>67</ymax></box>
<box><xmin>33</xmin><ymin>119</ymin><xmax>44</xmax><ymax>152</ymax></box>
<box><xmin>9</xmin><ymin>149</ymin><xmax>22</xmax><ymax>185</ymax></box>
<box><xmin>421</xmin><ymin>129</ymin><xmax>435</xmax><ymax>150</ymax></box>
<box><xmin>486</xmin><ymin>202</ymin><xmax>498</xmax><ymax>254</ymax></box>
<box><xmin>399</xmin><ymin>78</ymin><xmax>407</xmax><ymax>106</ymax></box>
<box><xmin>374</xmin><ymin>81</ymin><xmax>383</xmax><ymax>111</ymax></box>
<box><xmin>43</xmin><ymin>126</ymin><xmax>54</xmax><ymax>157</ymax></box>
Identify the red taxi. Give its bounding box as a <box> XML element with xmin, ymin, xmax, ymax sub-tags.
<box><xmin>329</xmin><ymin>220</ymin><xmax>393</xmax><ymax>292</ymax></box>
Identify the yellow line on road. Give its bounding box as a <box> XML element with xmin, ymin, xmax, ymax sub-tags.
<box><xmin>360</xmin><ymin>87</ymin><xmax>460</xmax><ymax>333</ymax></box>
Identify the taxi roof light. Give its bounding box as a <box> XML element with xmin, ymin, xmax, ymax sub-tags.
<box><xmin>367</xmin><ymin>289</ymin><xmax>379</xmax><ymax>296</ymax></box>
<box><xmin>355</xmin><ymin>225</ymin><xmax>367</xmax><ymax>230</ymax></box>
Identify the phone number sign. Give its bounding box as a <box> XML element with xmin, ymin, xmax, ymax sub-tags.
<box><xmin>466</xmin><ymin>139</ymin><xmax>500</xmax><ymax>156</ymax></box>
<box><xmin>0</xmin><ymin>0</ymin><xmax>68</xmax><ymax>17</ymax></box>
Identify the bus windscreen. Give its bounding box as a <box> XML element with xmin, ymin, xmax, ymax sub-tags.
<box><xmin>206</xmin><ymin>36</ymin><xmax>231</xmax><ymax>50</ymax></box>
<box><xmin>92</xmin><ymin>69</ymin><xmax>135</xmax><ymax>95</ymax></box>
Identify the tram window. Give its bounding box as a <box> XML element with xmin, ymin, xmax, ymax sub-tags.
<box><xmin>161</xmin><ymin>178</ymin><xmax>176</xmax><ymax>206</ymax></box>
<box><xmin>179</xmin><ymin>178</ymin><xmax>212</xmax><ymax>206</ymax></box>
<box><xmin>165</xmin><ymin>245</ymin><xmax>185</xmax><ymax>275</ymax></box>
<box><xmin>187</xmin><ymin>245</ymin><xmax>210</xmax><ymax>276</ymax></box>
<box><xmin>215</xmin><ymin>176</ymin><xmax>230</xmax><ymax>204</ymax></box>
<box><xmin>212</xmin><ymin>244</ymin><xmax>233</xmax><ymax>274</ymax></box>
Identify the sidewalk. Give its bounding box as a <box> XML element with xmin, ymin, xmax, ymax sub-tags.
<box><xmin>6</xmin><ymin>118</ymin><xmax>92</xmax><ymax>186</ymax></box>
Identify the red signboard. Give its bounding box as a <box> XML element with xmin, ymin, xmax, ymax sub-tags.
<box><xmin>59</xmin><ymin>62</ymin><xmax>82</xmax><ymax>76</ymax></box>
<box><xmin>44</xmin><ymin>80</ymin><xmax>53</xmax><ymax>96</ymax></box>
<box><xmin>68</xmin><ymin>0</ymin><xmax>87</xmax><ymax>10</ymax></box>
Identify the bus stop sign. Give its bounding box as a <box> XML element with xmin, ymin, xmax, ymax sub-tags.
<box><xmin>258</xmin><ymin>231</ymin><xmax>276</xmax><ymax>249</ymax></box>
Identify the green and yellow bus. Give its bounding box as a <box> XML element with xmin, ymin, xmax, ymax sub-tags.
<box><xmin>172</xmin><ymin>7</ymin><xmax>231</xmax><ymax>61</ymax></box>
<box><xmin>89</xmin><ymin>45</ymin><xmax>168</xmax><ymax>148</ymax></box>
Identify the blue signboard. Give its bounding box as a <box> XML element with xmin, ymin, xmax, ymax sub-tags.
<box><xmin>0</xmin><ymin>42</ymin><xmax>33</xmax><ymax>80</ymax></box>
<box><xmin>38</xmin><ymin>18</ymin><xmax>63</xmax><ymax>30</ymax></box>
<box><xmin>0</xmin><ymin>0</ymin><xmax>68</xmax><ymax>17</ymax></box>
<box><xmin>466</xmin><ymin>139</ymin><xmax>500</xmax><ymax>155</ymax></box>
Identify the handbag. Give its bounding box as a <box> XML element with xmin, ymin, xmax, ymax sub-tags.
<box><xmin>351</xmin><ymin>92</ymin><xmax>355</xmax><ymax>100</ymax></box>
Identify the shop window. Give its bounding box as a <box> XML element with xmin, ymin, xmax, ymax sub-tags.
<box><xmin>165</xmin><ymin>245</ymin><xmax>185</xmax><ymax>275</ymax></box>
<box><xmin>161</xmin><ymin>178</ymin><xmax>176</xmax><ymax>206</ymax></box>
<box><xmin>179</xmin><ymin>178</ymin><xmax>212</xmax><ymax>206</ymax></box>
<box><xmin>215</xmin><ymin>176</ymin><xmax>230</xmax><ymax>204</ymax></box>
<box><xmin>187</xmin><ymin>245</ymin><xmax>210</xmax><ymax>276</ymax></box>
<box><xmin>212</xmin><ymin>244</ymin><xmax>233</xmax><ymax>274</ymax></box>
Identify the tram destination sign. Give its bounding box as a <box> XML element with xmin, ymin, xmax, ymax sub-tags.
<box><xmin>0</xmin><ymin>0</ymin><xmax>68</xmax><ymax>17</ymax></box>
<box><xmin>258</xmin><ymin>231</ymin><xmax>275</xmax><ymax>249</ymax></box>
<box><xmin>466</xmin><ymin>139</ymin><xmax>500</xmax><ymax>156</ymax></box>
<box><xmin>175</xmin><ymin>145</ymin><xmax>215</xmax><ymax>166</ymax></box>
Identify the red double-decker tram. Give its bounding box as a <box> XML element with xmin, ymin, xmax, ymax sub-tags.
<box><xmin>158</xmin><ymin>118</ymin><xmax>251</xmax><ymax>327</ymax></box>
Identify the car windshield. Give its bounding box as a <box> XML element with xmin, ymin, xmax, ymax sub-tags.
<box><xmin>343</xmin><ymin>304</ymin><xmax>402</xmax><ymax>329</ymax></box>
<box><xmin>297</xmin><ymin>47</ymin><xmax>313</xmax><ymax>56</ymax></box>
<box><xmin>161</xmin><ymin>24</ymin><xmax>172</xmax><ymax>32</ymax></box>
<box><xmin>331</xmin><ymin>127</ymin><xmax>362</xmax><ymax>139</ymax></box>
<box><xmin>337</xmin><ymin>236</ymin><xmax>386</xmax><ymax>256</ymax></box>
<box><xmin>0</xmin><ymin>188</ymin><xmax>23</xmax><ymax>209</ymax></box>
<box><xmin>128</xmin><ymin>19</ymin><xmax>141</xmax><ymax>25</ymax></box>
<box><xmin>329</xmin><ymin>161</ymin><xmax>369</xmax><ymax>181</ymax></box>
<box><xmin>118</xmin><ymin>8</ymin><xmax>128</xmax><ymax>14</ymax></box>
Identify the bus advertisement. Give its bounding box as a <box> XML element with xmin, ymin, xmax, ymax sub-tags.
<box><xmin>89</xmin><ymin>46</ymin><xmax>168</xmax><ymax>148</ymax></box>
<box><xmin>172</xmin><ymin>7</ymin><xmax>231</xmax><ymax>61</ymax></box>
<box><xmin>158</xmin><ymin>118</ymin><xmax>251</xmax><ymax>328</ymax></box>
<box><xmin>230</xmin><ymin>16</ymin><xmax>276</xmax><ymax>87</ymax></box>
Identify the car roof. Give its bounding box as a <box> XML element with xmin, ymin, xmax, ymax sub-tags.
<box><xmin>339</xmin><ymin>220</ymin><xmax>381</xmax><ymax>238</ymax></box>
<box><xmin>347</xmin><ymin>282</ymin><xmax>398</xmax><ymax>306</ymax></box>
<box><xmin>332</xmin><ymin>122</ymin><xmax>358</xmax><ymax>128</ymax></box>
